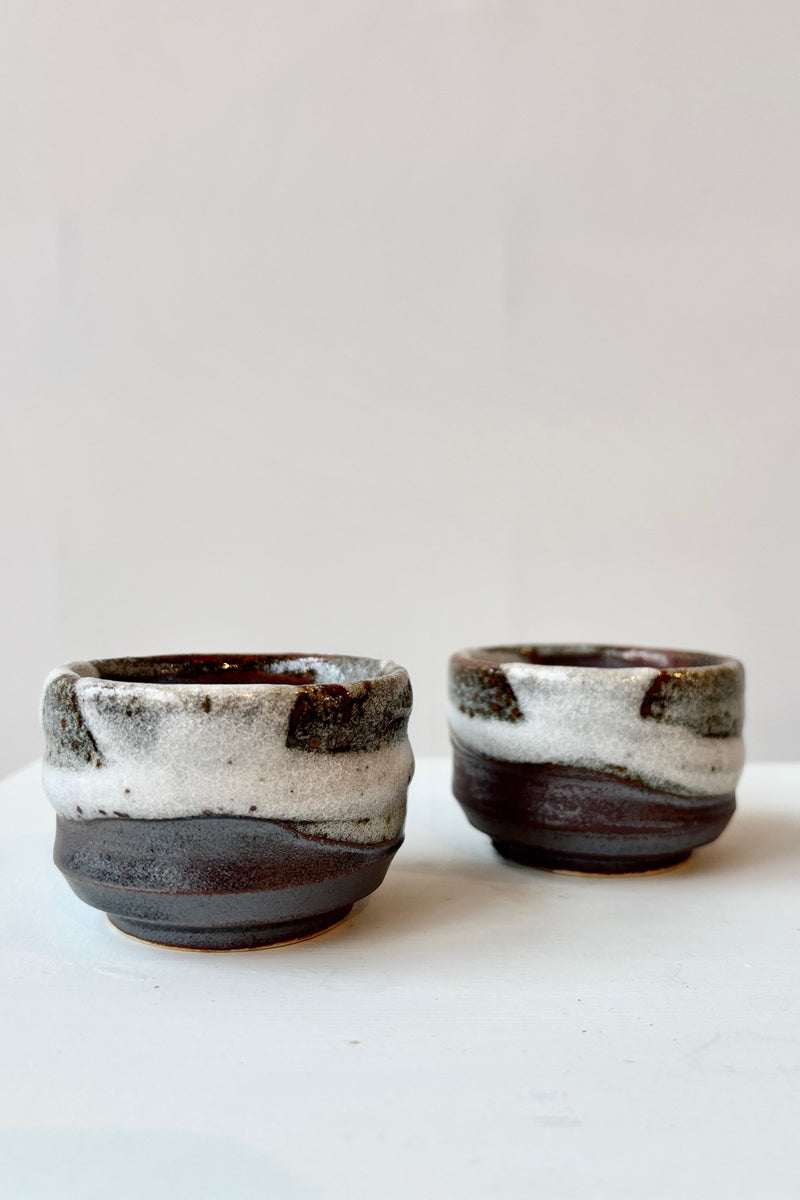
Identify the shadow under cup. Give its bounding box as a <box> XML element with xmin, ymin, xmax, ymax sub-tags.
<box><xmin>42</xmin><ymin>653</ymin><xmax>414</xmax><ymax>948</ymax></box>
<box><xmin>448</xmin><ymin>644</ymin><xmax>745</xmax><ymax>874</ymax></box>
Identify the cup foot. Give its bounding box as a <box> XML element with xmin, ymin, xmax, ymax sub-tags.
<box><xmin>108</xmin><ymin>904</ymin><xmax>353</xmax><ymax>951</ymax></box>
<box><xmin>492</xmin><ymin>840</ymin><xmax>691</xmax><ymax>876</ymax></box>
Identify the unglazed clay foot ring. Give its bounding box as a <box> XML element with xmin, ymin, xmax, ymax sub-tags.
<box><xmin>448</xmin><ymin>644</ymin><xmax>745</xmax><ymax>874</ymax></box>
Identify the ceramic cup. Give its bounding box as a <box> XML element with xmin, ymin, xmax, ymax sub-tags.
<box><xmin>448</xmin><ymin>644</ymin><xmax>745</xmax><ymax>874</ymax></box>
<box><xmin>42</xmin><ymin>654</ymin><xmax>414</xmax><ymax>949</ymax></box>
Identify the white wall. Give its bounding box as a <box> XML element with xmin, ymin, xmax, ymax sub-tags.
<box><xmin>2</xmin><ymin>0</ymin><xmax>798</xmax><ymax>777</ymax></box>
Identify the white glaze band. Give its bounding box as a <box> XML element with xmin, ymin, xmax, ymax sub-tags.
<box><xmin>42</xmin><ymin>659</ymin><xmax>414</xmax><ymax>841</ymax></box>
<box><xmin>448</xmin><ymin>657</ymin><xmax>744</xmax><ymax>797</ymax></box>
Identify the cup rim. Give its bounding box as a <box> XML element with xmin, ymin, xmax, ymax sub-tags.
<box><xmin>55</xmin><ymin>653</ymin><xmax>407</xmax><ymax>690</ymax></box>
<box><xmin>451</xmin><ymin>644</ymin><xmax>742</xmax><ymax>673</ymax></box>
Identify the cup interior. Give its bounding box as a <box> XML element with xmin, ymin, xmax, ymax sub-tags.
<box><xmin>465</xmin><ymin>645</ymin><xmax>730</xmax><ymax>670</ymax></box>
<box><xmin>88</xmin><ymin>654</ymin><xmax>391</xmax><ymax>687</ymax></box>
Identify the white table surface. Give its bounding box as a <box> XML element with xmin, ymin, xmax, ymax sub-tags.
<box><xmin>2</xmin><ymin>758</ymin><xmax>799</xmax><ymax>1200</ymax></box>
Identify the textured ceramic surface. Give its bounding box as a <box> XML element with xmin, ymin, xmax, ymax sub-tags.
<box><xmin>42</xmin><ymin>654</ymin><xmax>414</xmax><ymax>947</ymax></box>
<box><xmin>448</xmin><ymin>645</ymin><xmax>745</xmax><ymax>873</ymax></box>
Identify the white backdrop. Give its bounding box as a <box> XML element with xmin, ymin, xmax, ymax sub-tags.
<box><xmin>2</xmin><ymin>1</ymin><xmax>798</xmax><ymax>778</ymax></box>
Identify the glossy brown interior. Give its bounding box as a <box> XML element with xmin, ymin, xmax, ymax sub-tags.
<box><xmin>468</xmin><ymin>645</ymin><xmax>728</xmax><ymax>670</ymax></box>
<box><xmin>91</xmin><ymin>654</ymin><xmax>385</xmax><ymax>686</ymax></box>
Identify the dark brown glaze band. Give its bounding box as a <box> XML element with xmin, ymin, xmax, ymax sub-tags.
<box><xmin>55</xmin><ymin>815</ymin><xmax>401</xmax><ymax>949</ymax></box>
<box><xmin>451</xmin><ymin>740</ymin><xmax>735</xmax><ymax>874</ymax></box>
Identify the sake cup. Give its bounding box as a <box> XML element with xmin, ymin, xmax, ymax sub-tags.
<box><xmin>448</xmin><ymin>644</ymin><xmax>744</xmax><ymax>874</ymax></box>
<box><xmin>42</xmin><ymin>653</ymin><xmax>414</xmax><ymax>948</ymax></box>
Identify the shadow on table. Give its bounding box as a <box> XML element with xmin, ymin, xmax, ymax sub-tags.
<box><xmin>345</xmin><ymin>848</ymin><xmax>540</xmax><ymax>944</ymax></box>
<box><xmin>0</xmin><ymin>1128</ymin><xmax>315</xmax><ymax>1200</ymax></box>
<box><xmin>687</xmin><ymin>804</ymin><xmax>800</xmax><ymax>879</ymax></box>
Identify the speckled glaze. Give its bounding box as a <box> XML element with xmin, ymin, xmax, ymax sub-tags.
<box><xmin>42</xmin><ymin>654</ymin><xmax>414</xmax><ymax>947</ymax></box>
<box><xmin>448</xmin><ymin>645</ymin><xmax>745</xmax><ymax>873</ymax></box>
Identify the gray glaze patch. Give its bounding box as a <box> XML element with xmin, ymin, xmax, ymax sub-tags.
<box><xmin>286</xmin><ymin>676</ymin><xmax>413</xmax><ymax>753</ymax></box>
<box><xmin>640</xmin><ymin>665</ymin><xmax>744</xmax><ymax>738</ymax></box>
<box><xmin>41</xmin><ymin>671</ymin><xmax>104</xmax><ymax>771</ymax></box>
<box><xmin>449</xmin><ymin>661</ymin><xmax>522</xmax><ymax>723</ymax></box>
